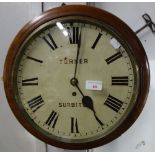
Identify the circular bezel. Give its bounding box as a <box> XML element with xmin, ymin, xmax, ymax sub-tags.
<box><xmin>3</xmin><ymin>5</ymin><xmax>150</xmax><ymax>150</ymax></box>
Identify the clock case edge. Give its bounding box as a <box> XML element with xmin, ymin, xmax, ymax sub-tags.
<box><xmin>3</xmin><ymin>5</ymin><xmax>150</xmax><ymax>150</ymax></box>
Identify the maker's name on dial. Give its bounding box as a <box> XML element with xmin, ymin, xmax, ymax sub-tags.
<box><xmin>59</xmin><ymin>102</ymin><xmax>83</xmax><ymax>107</ymax></box>
<box><xmin>59</xmin><ymin>57</ymin><xmax>88</xmax><ymax>64</ymax></box>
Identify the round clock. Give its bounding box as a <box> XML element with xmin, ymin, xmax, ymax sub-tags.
<box><xmin>3</xmin><ymin>5</ymin><xmax>150</xmax><ymax>149</ymax></box>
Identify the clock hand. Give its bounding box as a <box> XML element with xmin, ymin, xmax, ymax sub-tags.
<box><xmin>74</xmin><ymin>28</ymin><xmax>82</xmax><ymax>78</ymax></box>
<box><xmin>75</xmin><ymin>82</ymin><xmax>84</xmax><ymax>97</ymax></box>
<box><xmin>70</xmin><ymin>78</ymin><xmax>103</xmax><ymax>126</ymax></box>
<box><xmin>82</xmin><ymin>96</ymin><xmax>104</xmax><ymax>126</ymax></box>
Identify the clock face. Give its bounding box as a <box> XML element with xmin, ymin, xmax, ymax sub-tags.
<box><xmin>12</xmin><ymin>16</ymin><xmax>139</xmax><ymax>143</ymax></box>
<box><xmin>4</xmin><ymin>5</ymin><xmax>149</xmax><ymax>149</ymax></box>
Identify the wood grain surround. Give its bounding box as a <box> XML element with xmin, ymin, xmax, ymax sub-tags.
<box><xmin>3</xmin><ymin>5</ymin><xmax>150</xmax><ymax>149</ymax></box>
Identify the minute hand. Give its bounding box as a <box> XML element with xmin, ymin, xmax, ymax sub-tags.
<box><xmin>74</xmin><ymin>28</ymin><xmax>82</xmax><ymax>78</ymax></box>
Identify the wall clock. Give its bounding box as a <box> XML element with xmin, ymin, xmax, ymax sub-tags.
<box><xmin>3</xmin><ymin>5</ymin><xmax>150</xmax><ymax>150</ymax></box>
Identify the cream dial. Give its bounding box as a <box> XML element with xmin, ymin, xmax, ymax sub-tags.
<box><xmin>13</xmin><ymin>18</ymin><xmax>139</xmax><ymax>143</ymax></box>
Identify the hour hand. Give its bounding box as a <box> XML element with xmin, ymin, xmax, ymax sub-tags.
<box><xmin>70</xmin><ymin>78</ymin><xmax>103</xmax><ymax>126</ymax></box>
<box><xmin>82</xmin><ymin>96</ymin><xmax>104</xmax><ymax>126</ymax></box>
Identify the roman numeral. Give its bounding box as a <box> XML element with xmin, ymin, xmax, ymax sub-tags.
<box><xmin>22</xmin><ymin>78</ymin><xmax>38</xmax><ymax>86</ymax></box>
<box><xmin>104</xmin><ymin>94</ymin><xmax>123</xmax><ymax>112</ymax></box>
<box><xmin>43</xmin><ymin>33</ymin><xmax>58</xmax><ymax>50</ymax></box>
<box><xmin>112</xmin><ymin>76</ymin><xmax>129</xmax><ymax>86</ymax></box>
<box><xmin>105</xmin><ymin>51</ymin><xmax>122</xmax><ymax>64</ymax></box>
<box><xmin>91</xmin><ymin>33</ymin><xmax>102</xmax><ymax>49</ymax></box>
<box><xmin>71</xmin><ymin>117</ymin><xmax>79</xmax><ymax>133</ymax></box>
<box><xmin>45</xmin><ymin>111</ymin><xmax>59</xmax><ymax>128</ymax></box>
<box><xmin>27</xmin><ymin>95</ymin><xmax>44</xmax><ymax>112</ymax></box>
<box><xmin>67</xmin><ymin>27</ymin><xmax>79</xmax><ymax>44</ymax></box>
<box><xmin>27</xmin><ymin>56</ymin><xmax>43</xmax><ymax>63</ymax></box>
